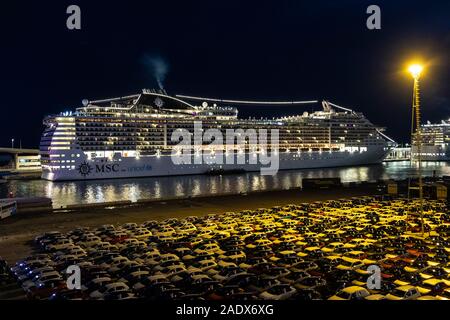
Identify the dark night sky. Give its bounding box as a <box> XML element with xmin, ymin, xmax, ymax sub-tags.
<box><xmin>0</xmin><ymin>0</ymin><xmax>449</xmax><ymax>148</ymax></box>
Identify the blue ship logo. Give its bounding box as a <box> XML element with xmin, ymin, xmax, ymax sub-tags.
<box><xmin>77</xmin><ymin>161</ymin><xmax>93</xmax><ymax>177</ymax></box>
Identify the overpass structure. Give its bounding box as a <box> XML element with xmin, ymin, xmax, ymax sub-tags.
<box><xmin>0</xmin><ymin>148</ymin><xmax>41</xmax><ymax>173</ymax></box>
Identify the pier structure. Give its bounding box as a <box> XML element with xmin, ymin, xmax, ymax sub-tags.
<box><xmin>0</xmin><ymin>148</ymin><xmax>41</xmax><ymax>173</ymax></box>
<box><xmin>384</xmin><ymin>146</ymin><xmax>411</xmax><ymax>161</ymax></box>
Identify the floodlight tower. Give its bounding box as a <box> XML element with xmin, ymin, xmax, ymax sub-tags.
<box><xmin>409</xmin><ymin>64</ymin><xmax>425</xmax><ymax>236</ymax></box>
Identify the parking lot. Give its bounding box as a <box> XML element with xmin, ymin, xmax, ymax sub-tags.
<box><xmin>0</xmin><ymin>185</ymin><xmax>382</xmax><ymax>263</ymax></box>
<box><xmin>2</xmin><ymin>196</ymin><xmax>450</xmax><ymax>300</ymax></box>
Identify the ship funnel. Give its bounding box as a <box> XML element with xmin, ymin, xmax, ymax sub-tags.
<box><xmin>322</xmin><ymin>101</ymin><xmax>331</xmax><ymax>112</ymax></box>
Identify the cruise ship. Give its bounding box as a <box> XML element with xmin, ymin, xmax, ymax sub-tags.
<box><xmin>412</xmin><ymin>119</ymin><xmax>450</xmax><ymax>161</ymax></box>
<box><xmin>40</xmin><ymin>89</ymin><xmax>395</xmax><ymax>181</ymax></box>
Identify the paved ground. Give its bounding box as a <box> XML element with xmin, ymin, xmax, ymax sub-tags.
<box><xmin>0</xmin><ymin>185</ymin><xmax>382</xmax><ymax>263</ymax></box>
<box><xmin>0</xmin><ymin>282</ymin><xmax>26</xmax><ymax>300</ymax></box>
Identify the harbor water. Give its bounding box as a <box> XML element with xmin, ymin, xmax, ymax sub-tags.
<box><xmin>1</xmin><ymin>161</ymin><xmax>449</xmax><ymax>208</ymax></box>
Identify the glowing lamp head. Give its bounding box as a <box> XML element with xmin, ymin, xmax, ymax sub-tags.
<box><xmin>408</xmin><ymin>64</ymin><xmax>423</xmax><ymax>79</ymax></box>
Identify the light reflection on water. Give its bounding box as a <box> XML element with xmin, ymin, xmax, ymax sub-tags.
<box><xmin>1</xmin><ymin>161</ymin><xmax>450</xmax><ymax>208</ymax></box>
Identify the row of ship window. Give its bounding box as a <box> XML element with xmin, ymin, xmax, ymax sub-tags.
<box><xmin>50</xmin><ymin>160</ymin><xmax>76</xmax><ymax>164</ymax></box>
<box><xmin>49</xmin><ymin>154</ymin><xmax>81</xmax><ymax>158</ymax></box>
<box><xmin>412</xmin><ymin>153</ymin><xmax>446</xmax><ymax>156</ymax></box>
<box><xmin>48</xmin><ymin>165</ymin><xmax>76</xmax><ymax>170</ymax></box>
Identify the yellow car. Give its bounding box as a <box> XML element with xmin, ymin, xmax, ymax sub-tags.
<box><xmin>246</xmin><ymin>239</ymin><xmax>272</xmax><ymax>249</ymax></box>
<box><xmin>328</xmin><ymin>286</ymin><xmax>370</xmax><ymax>300</ymax></box>
<box><xmin>436</xmin><ymin>288</ymin><xmax>450</xmax><ymax>300</ymax></box>
<box><xmin>416</xmin><ymin>278</ymin><xmax>448</xmax><ymax>295</ymax></box>
<box><xmin>272</xmin><ymin>234</ymin><xmax>299</xmax><ymax>245</ymax></box>
<box><xmin>237</xmin><ymin>225</ymin><xmax>253</xmax><ymax>233</ymax></box>
<box><xmin>393</xmin><ymin>275</ymin><xmax>420</xmax><ymax>286</ymax></box>
<box><xmin>199</xmin><ymin>223</ymin><xmax>218</xmax><ymax>231</ymax></box>
<box><xmin>386</xmin><ymin>286</ymin><xmax>421</xmax><ymax>300</ymax></box>
<box><xmin>336</xmin><ymin>257</ymin><xmax>365</xmax><ymax>271</ymax></box>
<box><xmin>294</xmin><ymin>240</ymin><xmax>308</xmax><ymax>247</ymax></box>
<box><xmin>365</xmin><ymin>294</ymin><xmax>386</xmax><ymax>300</ymax></box>
<box><xmin>350</xmin><ymin>268</ymin><xmax>371</xmax><ymax>286</ymax></box>
<box><xmin>323</xmin><ymin>255</ymin><xmax>342</xmax><ymax>265</ymax></box>
<box><xmin>342</xmin><ymin>243</ymin><xmax>357</xmax><ymax>250</ymax></box>
<box><xmin>321</xmin><ymin>242</ymin><xmax>344</xmax><ymax>253</ymax></box>
<box><xmin>269</xmin><ymin>250</ymin><xmax>297</xmax><ymax>262</ymax></box>
<box><xmin>216</xmin><ymin>260</ymin><xmax>237</xmax><ymax>268</ymax></box>
<box><xmin>304</xmin><ymin>246</ymin><xmax>322</xmax><ymax>254</ymax></box>
<box><xmin>343</xmin><ymin>251</ymin><xmax>366</xmax><ymax>260</ymax></box>
<box><xmin>426</xmin><ymin>260</ymin><xmax>441</xmax><ymax>267</ymax></box>
<box><xmin>281</xmin><ymin>220</ymin><xmax>298</xmax><ymax>228</ymax></box>
<box><xmin>194</xmin><ymin>243</ymin><xmax>225</xmax><ymax>255</ymax></box>
<box><xmin>442</xmin><ymin>263</ymin><xmax>450</xmax><ymax>273</ymax></box>
<box><xmin>419</xmin><ymin>267</ymin><xmax>449</xmax><ymax>280</ymax></box>
<box><xmin>417</xmin><ymin>295</ymin><xmax>439</xmax><ymax>300</ymax></box>
<box><xmin>362</xmin><ymin>256</ymin><xmax>379</xmax><ymax>265</ymax></box>
<box><xmin>198</xmin><ymin>230</ymin><xmax>215</xmax><ymax>239</ymax></box>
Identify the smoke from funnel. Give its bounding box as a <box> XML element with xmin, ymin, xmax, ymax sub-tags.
<box><xmin>142</xmin><ymin>54</ymin><xmax>169</xmax><ymax>90</ymax></box>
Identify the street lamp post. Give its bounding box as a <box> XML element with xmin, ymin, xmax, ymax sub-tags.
<box><xmin>11</xmin><ymin>138</ymin><xmax>14</xmax><ymax>149</ymax></box>
<box><xmin>408</xmin><ymin>64</ymin><xmax>425</xmax><ymax>236</ymax></box>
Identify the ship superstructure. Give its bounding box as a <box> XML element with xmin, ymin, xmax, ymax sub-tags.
<box><xmin>40</xmin><ymin>89</ymin><xmax>394</xmax><ymax>181</ymax></box>
<box><xmin>412</xmin><ymin>119</ymin><xmax>450</xmax><ymax>161</ymax></box>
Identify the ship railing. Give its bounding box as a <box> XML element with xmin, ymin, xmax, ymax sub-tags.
<box><xmin>376</xmin><ymin>129</ymin><xmax>397</xmax><ymax>145</ymax></box>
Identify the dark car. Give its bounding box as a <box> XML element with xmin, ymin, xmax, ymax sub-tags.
<box><xmin>290</xmin><ymin>261</ymin><xmax>319</xmax><ymax>273</ymax></box>
<box><xmin>141</xmin><ymin>283</ymin><xmax>177</xmax><ymax>298</ymax></box>
<box><xmin>292</xmin><ymin>289</ymin><xmax>322</xmax><ymax>300</ymax></box>
<box><xmin>49</xmin><ymin>289</ymin><xmax>86</xmax><ymax>300</ymax></box>
<box><xmin>27</xmin><ymin>280</ymin><xmax>66</xmax><ymax>300</ymax></box>
<box><xmin>405</xmin><ymin>258</ymin><xmax>428</xmax><ymax>272</ymax></box>
<box><xmin>104</xmin><ymin>291</ymin><xmax>136</xmax><ymax>300</ymax></box>
<box><xmin>279</xmin><ymin>270</ymin><xmax>310</xmax><ymax>284</ymax></box>
<box><xmin>83</xmin><ymin>270</ymin><xmax>110</xmax><ymax>283</ymax></box>
<box><xmin>188</xmin><ymin>280</ymin><xmax>221</xmax><ymax>296</ymax></box>
<box><xmin>394</xmin><ymin>272</ymin><xmax>422</xmax><ymax>286</ymax></box>
<box><xmin>207</xmin><ymin>285</ymin><xmax>245</xmax><ymax>300</ymax></box>
<box><xmin>248</xmin><ymin>262</ymin><xmax>275</xmax><ymax>275</ymax></box>
<box><xmin>293</xmin><ymin>276</ymin><xmax>326</xmax><ymax>291</ymax></box>
<box><xmin>370</xmin><ymin>281</ymin><xmax>398</xmax><ymax>295</ymax></box>
<box><xmin>83</xmin><ymin>278</ymin><xmax>113</xmax><ymax>293</ymax></box>
<box><xmin>379</xmin><ymin>258</ymin><xmax>399</xmax><ymax>270</ymax></box>
<box><xmin>155</xmin><ymin>288</ymin><xmax>186</xmax><ymax>300</ymax></box>
<box><xmin>262</xmin><ymin>267</ymin><xmax>291</xmax><ymax>279</ymax></box>
<box><xmin>116</xmin><ymin>265</ymin><xmax>150</xmax><ymax>278</ymax></box>
<box><xmin>224</xmin><ymin>273</ymin><xmax>256</xmax><ymax>287</ymax></box>
<box><xmin>420</xmin><ymin>267</ymin><xmax>448</xmax><ymax>278</ymax></box>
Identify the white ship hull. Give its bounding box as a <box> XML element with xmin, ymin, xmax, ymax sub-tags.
<box><xmin>42</xmin><ymin>146</ymin><xmax>390</xmax><ymax>181</ymax></box>
<box><xmin>40</xmin><ymin>91</ymin><xmax>396</xmax><ymax>182</ymax></box>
